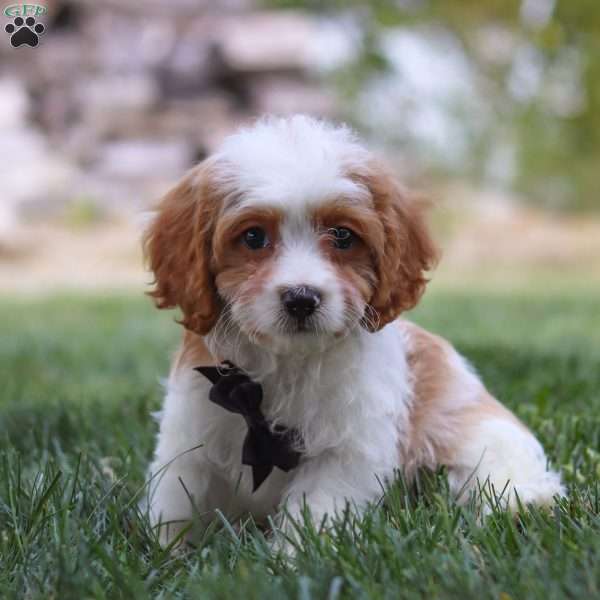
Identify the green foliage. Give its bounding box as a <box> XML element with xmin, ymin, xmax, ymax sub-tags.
<box><xmin>62</xmin><ymin>197</ymin><xmax>106</xmax><ymax>230</ymax></box>
<box><xmin>1</xmin><ymin>291</ymin><xmax>599</xmax><ymax>598</ymax></box>
<box><xmin>266</xmin><ymin>0</ymin><xmax>600</xmax><ymax>211</ymax></box>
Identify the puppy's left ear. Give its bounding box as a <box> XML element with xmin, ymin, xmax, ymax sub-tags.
<box><xmin>360</xmin><ymin>164</ymin><xmax>439</xmax><ymax>331</ymax></box>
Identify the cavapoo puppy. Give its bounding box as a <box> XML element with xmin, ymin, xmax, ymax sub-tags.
<box><xmin>143</xmin><ymin>115</ymin><xmax>563</xmax><ymax>546</ymax></box>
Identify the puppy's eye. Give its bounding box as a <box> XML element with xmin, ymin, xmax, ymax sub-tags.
<box><xmin>328</xmin><ymin>227</ymin><xmax>355</xmax><ymax>250</ymax></box>
<box><xmin>242</xmin><ymin>227</ymin><xmax>269</xmax><ymax>250</ymax></box>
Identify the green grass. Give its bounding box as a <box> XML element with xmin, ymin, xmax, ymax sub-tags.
<box><xmin>1</xmin><ymin>289</ymin><xmax>599</xmax><ymax>599</ymax></box>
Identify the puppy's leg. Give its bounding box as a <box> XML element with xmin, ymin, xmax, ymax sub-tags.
<box><xmin>445</xmin><ymin>409</ymin><xmax>564</xmax><ymax>511</ymax></box>
<box><xmin>404</xmin><ymin>322</ymin><xmax>564</xmax><ymax>512</ymax></box>
<box><xmin>277</xmin><ymin>442</ymin><xmax>397</xmax><ymax>544</ymax></box>
<box><xmin>145</xmin><ymin>373</ymin><xmax>244</xmax><ymax>547</ymax></box>
<box><xmin>146</xmin><ymin>449</ymin><xmax>211</xmax><ymax>547</ymax></box>
<box><xmin>145</xmin><ymin>386</ymin><xmax>215</xmax><ymax>547</ymax></box>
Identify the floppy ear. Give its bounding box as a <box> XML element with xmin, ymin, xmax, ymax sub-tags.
<box><xmin>143</xmin><ymin>163</ymin><xmax>222</xmax><ymax>335</ymax></box>
<box><xmin>360</xmin><ymin>164</ymin><xmax>438</xmax><ymax>331</ymax></box>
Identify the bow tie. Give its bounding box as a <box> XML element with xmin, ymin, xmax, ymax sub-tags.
<box><xmin>194</xmin><ymin>361</ymin><xmax>302</xmax><ymax>492</ymax></box>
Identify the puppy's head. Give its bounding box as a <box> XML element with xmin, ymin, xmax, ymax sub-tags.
<box><xmin>144</xmin><ymin>116</ymin><xmax>437</xmax><ymax>350</ymax></box>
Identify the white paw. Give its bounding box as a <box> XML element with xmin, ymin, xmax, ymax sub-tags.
<box><xmin>471</xmin><ymin>470</ymin><xmax>565</xmax><ymax>515</ymax></box>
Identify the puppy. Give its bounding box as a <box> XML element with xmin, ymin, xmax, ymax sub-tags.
<box><xmin>143</xmin><ymin>115</ymin><xmax>563</xmax><ymax>546</ymax></box>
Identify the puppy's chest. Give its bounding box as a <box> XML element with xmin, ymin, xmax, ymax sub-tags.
<box><xmin>259</xmin><ymin>362</ymin><xmax>408</xmax><ymax>431</ymax></box>
<box><xmin>260</xmin><ymin>377</ymin><xmax>343</xmax><ymax>420</ymax></box>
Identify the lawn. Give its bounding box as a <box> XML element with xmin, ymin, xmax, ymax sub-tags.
<box><xmin>1</xmin><ymin>287</ymin><xmax>599</xmax><ymax>599</ymax></box>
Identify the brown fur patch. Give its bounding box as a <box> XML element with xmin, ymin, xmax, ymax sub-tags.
<box><xmin>212</xmin><ymin>207</ymin><xmax>282</xmax><ymax>313</ymax></box>
<box><xmin>143</xmin><ymin>163</ymin><xmax>224</xmax><ymax>335</ymax></box>
<box><xmin>349</xmin><ymin>163</ymin><xmax>439</xmax><ymax>330</ymax></box>
<box><xmin>312</xmin><ymin>201</ymin><xmax>380</xmax><ymax>310</ymax></box>
<box><xmin>401</xmin><ymin>321</ymin><xmax>524</xmax><ymax>477</ymax></box>
<box><xmin>213</xmin><ymin>207</ymin><xmax>283</xmax><ymax>264</ymax></box>
<box><xmin>172</xmin><ymin>330</ymin><xmax>217</xmax><ymax>376</ymax></box>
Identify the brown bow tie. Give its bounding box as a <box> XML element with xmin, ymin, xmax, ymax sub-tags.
<box><xmin>194</xmin><ymin>361</ymin><xmax>302</xmax><ymax>492</ymax></box>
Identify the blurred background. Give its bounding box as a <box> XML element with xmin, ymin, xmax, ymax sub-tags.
<box><xmin>1</xmin><ymin>0</ymin><xmax>599</xmax><ymax>295</ymax></box>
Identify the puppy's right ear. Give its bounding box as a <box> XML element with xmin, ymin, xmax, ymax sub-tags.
<box><xmin>143</xmin><ymin>163</ymin><xmax>222</xmax><ymax>335</ymax></box>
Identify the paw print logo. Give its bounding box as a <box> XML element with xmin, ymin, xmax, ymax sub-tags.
<box><xmin>5</xmin><ymin>16</ymin><xmax>45</xmax><ymax>47</ymax></box>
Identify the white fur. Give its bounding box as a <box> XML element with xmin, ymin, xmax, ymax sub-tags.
<box><xmin>211</xmin><ymin>114</ymin><xmax>372</xmax><ymax>213</ymax></box>
<box><xmin>145</xmin><ymin>115</ymin><xmax>564</xmax><ymax>545</ymax></box>
<box><xmin>448</xmin><ymin>418</ymin><xmax>564</xmax><ymax>511</ymax></box>
<box><xmin>147</xmin><ymin>323</ymin><xmax>412</xmax><ymax>544</ymax></box>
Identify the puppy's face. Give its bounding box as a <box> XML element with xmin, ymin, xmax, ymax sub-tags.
<box><xmin>144</xmin><ymin>117</ymin><xmax>437</xmax><ymax>350</ymax></box>
<box><xmin>213</xmin><ymin>193</ymin><xmax>377</xmax><ymax>343</ymax></box>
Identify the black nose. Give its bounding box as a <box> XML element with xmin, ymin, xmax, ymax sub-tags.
<box><xmin>281</xmin><ymin>286</ymin><xmax>322</xmax><ymax>320</ymax></box>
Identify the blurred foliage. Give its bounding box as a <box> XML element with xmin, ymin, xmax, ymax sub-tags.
<box><xmin>266</xmin><ymin>0</ymin><xmax>600</xmax><ymax>211</ymax></box>
<box><xmin>62</xmin><ymin>197</ymin><xmax>107</xmax><ymax>230</ymax></box>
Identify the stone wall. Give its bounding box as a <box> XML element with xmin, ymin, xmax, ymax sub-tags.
<box><xmin>0</xmin><ymin>0</ymin><xmax>348</xmax><ymax>232</ymax></box>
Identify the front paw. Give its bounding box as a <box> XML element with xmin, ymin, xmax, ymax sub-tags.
<box><xmin>151</xmin><ymin>517</ymin><xmax>194</xmax><ymax>550</ymax></box>
<box><xmin>270</xmin><ymin>498</ymin><xmax>337</xmax><ymax>557</ymax></box>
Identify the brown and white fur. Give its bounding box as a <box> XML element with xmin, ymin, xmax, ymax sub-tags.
<box><xmin>143</xmin><ymin>115</ymin><xmax>563</xmax><ymax>545</ymax></box>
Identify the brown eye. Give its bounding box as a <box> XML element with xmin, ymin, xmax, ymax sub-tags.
<box><xmin>243</xmin><ymin>227</ymin><xmax>269</xmax><ymax>250</ymax></box>
<box><xmin>328</xmin><ymin>227</ymin><xmax>355</xmax><ymax>250</ymax></box>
